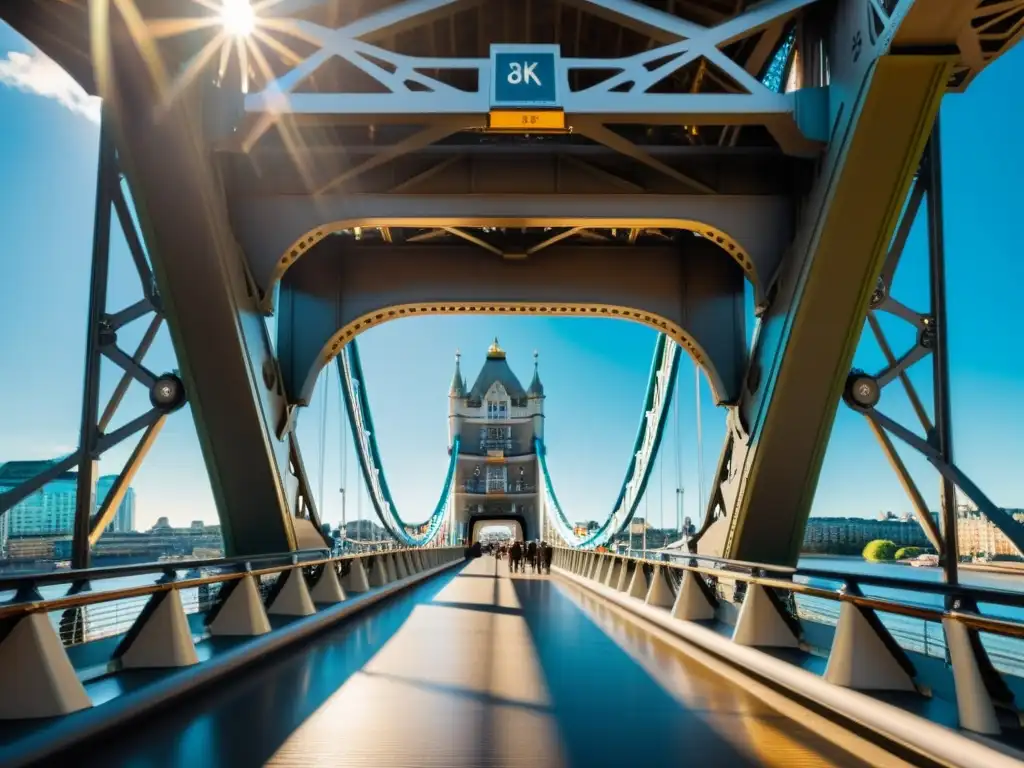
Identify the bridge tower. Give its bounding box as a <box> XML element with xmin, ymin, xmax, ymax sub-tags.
<box><xmin>449</xmin><ymin>340</ymin><xmax>544</xmax><ymax>543</ymax></box>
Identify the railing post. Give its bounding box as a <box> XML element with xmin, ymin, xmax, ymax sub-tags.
<box><xmin>944</xmin><ymin>618</ymin><xmax>1001</xmax><ymax>734</ymax></box>
<box><xmin>268</xmin><ymin>569</ymin><xmax>316</xmax><ymax>617</ymax></box>
<box><xmin>645</xmin><ymin>566</ymin><xmax>674</xmax><ymax>608</ymax></box>
<box><xmin>118</xmin><ymin>588</ymin><xmax>199</xmax><ymax>668</ymax></box>
<box><xmin>824</xmin><ymin>600</ymin><xmax>915</xmax><ymax>691</ymax></box>
<box><xmin>732</xmin><ymin>584</ymin><xmax>798</xmax><ymax>648</ymax></box>
<box><xmin>0</xmin><ymin>614</ymin><xmax>91</xmax><ymax>719</ymax></box>
<box><xmin>208</xmin><ymin>574</ymin><xmax>272</xmax><ymax>637</ymax></box>
<box><xmin>311</xmin><ymin>563</ymin><xmax>347</xmax><ymax>604</ymax></box>
<box><xmin>627</xmin><ymin>560</ymin><xmax>648</xmax><ymax>598</ymax></box>
<box><xmin>671</xmin><ymin>570</ymin><xmax>716</xmax><ymax>621</ymax></box>
<box><xmin>343</xmin><ymin>558</ymin><xmax>370</xmax><ymax>593</ymax></box>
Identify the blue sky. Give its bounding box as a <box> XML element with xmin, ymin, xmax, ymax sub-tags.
<box><xmin>0</xmin><ymin>22</ymin><xmax>1021</xmax><ymax>535</ymax></box>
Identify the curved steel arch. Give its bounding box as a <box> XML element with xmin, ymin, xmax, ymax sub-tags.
<box><xmin>319</xmin><ymin>299</ymin><xmax>724</xmax><ymax>401</ymax></box>
<box><xmin>268</xmin><ymin>216</ymin><xmax>762</xmax><ymax>301</ymax></box>
<box><xmin>278</xmin><ymin>237</ymin><xmax>747</xmax><ymax>408</ymax></box>
<box><xmin>539</xmin><ymin>334</ymin><xmax>681</xmax><ymax>549</ymax></box>
<box><xmin>337</xmin><ymin>339</ymin><xmax>457</xmax><ymax>546</ymax></box>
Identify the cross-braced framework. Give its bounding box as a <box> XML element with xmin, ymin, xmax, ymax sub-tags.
<box><xmin>236</xmin><ymin>0</ymin><xmax>825</xmax><ymax>192</ymax></box>
<box><xmin>0</xmin><ymin>114</ymin><xmax>187</xmax><ymax>569</ymax></box>
<box><xmin>949</xmin><ymin>0</ymin><xmax>1024</xmax><ymax>91</ymax></box>
<box><xmin>840</xmin><ymin>118</ymin><xmax>1024</xmax><ymax>575</ymax></box>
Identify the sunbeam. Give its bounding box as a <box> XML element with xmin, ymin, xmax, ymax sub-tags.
<box><xmin>221</xmin><ymin>0</ymin><xmax>256</xmax><ymax>37</ymax></box>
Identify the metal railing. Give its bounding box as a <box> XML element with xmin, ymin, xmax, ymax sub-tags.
<box><xmin>0</xmin><ymin>546</ymin><xmax>464</xmax><ymax>651</ymax></box>
<box><xmin>598</xmin><ymin>548</ymin><xmax>1024</xmax><ymax>632</ymax></box>
<box><xmin>555</xmin><ymin>546</ymin><xmax>1024</xmax><ymax>684</ymax></box>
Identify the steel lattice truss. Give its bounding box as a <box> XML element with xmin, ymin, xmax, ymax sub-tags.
<box><xmin>841</xmin><ymin>128</ymin><xmax>1024</xmax><ymax>558</ymax></box>
<box><xmin>0</xmin><ymin>121</ymin><xmax>187</xmax><ymax>567</ymax></box>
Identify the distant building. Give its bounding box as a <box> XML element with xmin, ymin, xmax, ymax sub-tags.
<box><xmin>957</xmin><ymin>505</ymin><xmax>1024</xmax><ymax>558</ymax></box>
<box><xmin>0</xmin><ymin>461</ymin><xmax>138</xmax><ymax>553</ymax></box>
<box><xmin>803</xmin><ymin>508</ymin><xmax>1024</xmax><ymax>558</ymax></box>
<box><xmin>802</xmin><ymin>516</ymin><xmax>931</xmax><ymax>555</ymax></box>
<box><xmin>449</xmin><ymin>339</ymin><xmax>544</xmax><ymax>542</ymax></box>
<box><xmin>342</xmin><ymin>519</ymin><xmax>387</xmax><ymax>540</ymax></box>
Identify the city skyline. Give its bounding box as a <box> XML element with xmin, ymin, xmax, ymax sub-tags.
<box><xmin>0</xmin><ymin>24</ymin><xmax>1022</xmax><ymax>541</ymax></box>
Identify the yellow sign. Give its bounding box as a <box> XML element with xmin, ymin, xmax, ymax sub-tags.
<box><xmin>488</xmin><ymin>110</ymin><xmax>566</xmax><ymax>132</ymax></box>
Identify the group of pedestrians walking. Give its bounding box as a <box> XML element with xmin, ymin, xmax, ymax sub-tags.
<box><xmin>492</xmin><ymin>539</ymin><xmax>552</xmax><ymax>574</ymax></box>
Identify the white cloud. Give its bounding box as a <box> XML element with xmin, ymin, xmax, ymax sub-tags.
<box><xmin>0</xmin><ymin>49</ymin><xmax>100</xmax><ymax>123</ymax></box>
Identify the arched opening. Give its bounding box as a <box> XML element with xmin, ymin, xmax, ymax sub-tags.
<box><xmin>473</xmin><ymin>522</ymin><xmax>522</xmax><ymax>545</ymax></box>
<box><xmin>469</xmin><ymin>514</ymin><xmax>527</xmax><ymax>545</ymax></box>
<box><xmin>277</xmin><ymin>232</ymin><xmax>749</xmax><ymax>406</ymax></box>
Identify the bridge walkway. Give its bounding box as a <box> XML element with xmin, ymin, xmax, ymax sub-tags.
<box><xmin>66</xmin><ymin>557</ymin><xmax>909</xmax><ymax>768</ymax></box>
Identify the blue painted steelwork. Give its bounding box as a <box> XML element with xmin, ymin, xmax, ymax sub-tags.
<box><xmin>761</xmin><ymin>29</ymin><xmax>797</xmax><ymax>94</ymax></box>
<box><xmin>337</xmin><ymin>340</ymin><xmax>458</xmax><ymax>546</ymax></box>
<box><xmin>538</xmin><ymin>334</ymin><xmax>681</xmax><ymax>548</ymax></box>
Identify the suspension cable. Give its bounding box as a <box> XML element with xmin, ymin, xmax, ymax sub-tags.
<box><xmin>356</xmin><ymin>446</ymin><xmax>363</xmax><ymax>542</ymax></box>
<box><xmin>695</xmin><ymin>366</ymin><xmax>705</xmax><ymax>524</ymax></box>
<box><xmin>643</xmin><ymin>476</ymin><xmax>649</xmax><ymax>552</ymax></box>
<box><xmin>338</xmin><ymin>361</ymin><xmax>348</xmax><ymax>532</ymax></box>
<box><xmin>674</xmin><ymin>367</ymin><xmax>682</xmax><ymax>535</ymax></box>
<box><xmin>317</xmin><ymin>367</ymin><xmax>328</xmax><ymax>517</ymax></box>
<box><xmin>660</xmin><ymin>443</ymin><xmax>665</xmax><ymax>535</ymax></box>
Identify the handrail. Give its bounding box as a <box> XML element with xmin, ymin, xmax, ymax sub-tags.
<box><xmin>0</xmin><ymin>547</ymin><xmax>332</xmax><ymax>593</ymax></box>
<box><xmin>564</xmin><ymin>547</ymin><xmax>1024</xmax><ymax>640</ymax></box>
<box><xmin>0</xmin><ymin>546</ymin><xmax>464</xmax><ymax>620</ymax></box>
<box><xmin>653</xmin><ymin>549</ymin><xmax>1024</xmax><ymax>609</ymax></box>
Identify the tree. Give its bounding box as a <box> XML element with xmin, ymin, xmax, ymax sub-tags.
<box><xmin>863</xmin><ymin>539</ymin><xmax>898</xmax><ymax>561</ymax></box>
<box><xmin>894</xmin><ymin>546</ymin><xmax>924</xmax><ymax>560</ymax></box>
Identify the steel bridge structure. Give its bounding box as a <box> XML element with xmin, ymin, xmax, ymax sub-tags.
<box><xmin>1</xmin><ymin>0</ymin><xmax>1024</xmax><ymax>766</ymax></box>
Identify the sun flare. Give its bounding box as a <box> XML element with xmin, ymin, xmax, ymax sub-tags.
<box><xmin>220</xmin><ymin>0</ymin><xmax>255</xmax><ymax>37</ymax></box>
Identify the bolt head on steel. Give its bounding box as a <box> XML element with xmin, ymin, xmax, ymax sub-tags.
<box><xmin>869</xmin><ymin>277</ymin><xmax>887</xmax><ymax>308</ymax></box>
<box><xmin>844</xmin><ymin>372</ymin><xmax>880</xmax><ymax>410</ymax></box>
<box><xmin>150</xmin><ymin>373</ymin><xmax>186</xmax><ymax>411</ymax></box>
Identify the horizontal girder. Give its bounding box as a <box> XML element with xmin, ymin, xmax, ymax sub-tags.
<box><xmin>277</xmin><ymin>240</ymin><xmax>745</xmax><ymax>406</ymax></box>
<box><xmin>232</xmin><ymin>192</ymin><xmax>791</xmax><ymax>307</ymax></box>
<box><xmin>233</xmin><ymin>0</ymin><xmax>828</xmax><ymax>157</ymax></box>
<box><xmin>0</xmin><ymin>0</ymin><xmax>1018</xmax><ymax>109</ymax></box>
<box><xmin>218</xmin><ymin>143</ymin><xmax>812</xmax><ymax>197</ymax></box>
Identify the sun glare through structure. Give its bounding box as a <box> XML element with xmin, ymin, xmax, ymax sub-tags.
<box><xmin>220</xmin><ymin>0</ymin><xmax>255</xmax><ymax>37</ymax></box>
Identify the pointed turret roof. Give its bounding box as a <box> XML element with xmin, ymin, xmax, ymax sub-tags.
<box><xmin>528</xmin><ymin>350</ymin><xmax>544</xmax><ymax>398</ymax></box>
<box><xmin>468</xmin><ymin>338</ymin><xmax>527</xmax><ymax>400</ymax></box>
<box><xmin>449</xmin><ymin>350</ymin><xmax>466</xmax><ymax>397</ymax></box>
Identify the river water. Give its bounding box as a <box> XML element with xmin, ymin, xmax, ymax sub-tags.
<box><xmin>794</xmin><ymin>555</ymin><xmax>1024</xmax><ymax>675</ymax></box>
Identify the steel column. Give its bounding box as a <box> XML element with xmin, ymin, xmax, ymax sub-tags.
<box><xmin>72</xmin><ymin>112</ymin><xmax>117</xmax><ymax>569</ymax></box>
<box><xmin>924</xmin><ymin>117</ymin><xmax>959</xmax><ymax>587</ymax></box>
<box><xmin>693</xmin><ymin>21</ymin><xmax>958</xmax><ymax>563</ymax></box>
<box><xmin>95</xmin><ymin>10</ymin><xmax>308</xmax><ymax>556</ymax></box>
